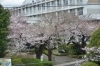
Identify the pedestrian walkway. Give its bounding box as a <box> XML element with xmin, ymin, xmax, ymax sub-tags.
<box><xmin>12</xmin><ymin>52</ymin><xmax>84</xmax><ymax>66</ymax></box>
<box><xmin>54</xmin><ymin>60</ymin><xmax>85</xmax><ymax>66</ymax></box>
<box><xmin>33</xmin><ymin>54</ymin><xmax>80</xmax><ymax>65</ymax></box>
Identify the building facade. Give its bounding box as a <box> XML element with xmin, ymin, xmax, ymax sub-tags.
<box><xmin>11</xmin><ymin>0</ymin><xmax>100</xmax><ymax>23</ymax></box>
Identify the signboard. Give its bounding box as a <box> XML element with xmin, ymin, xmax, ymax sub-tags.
<box><xmin>0</xmin><ymin>58</ymin><xmax>11</xmax><ymax>66</ymax></box>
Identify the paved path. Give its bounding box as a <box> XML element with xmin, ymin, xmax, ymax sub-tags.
<box><xmin>54</xmin><ymin>60</ymin><xmax>85</xmax><ymax>66</ymax></box>
<box><xmin>52</xmin><ymin>55</ymin><xmax>79</xmax><ymax>65</ymax></box>
<box><xmin>33</xmin><ymin>54</ymin><xmax>79</xmax><ymax>65</ymax></box>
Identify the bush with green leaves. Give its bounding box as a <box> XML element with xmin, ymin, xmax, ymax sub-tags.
<box><xmin>82</xmin><ymin>62</ymin><xmax>99</xmax><ymax>66</ymax></box>
<box><xmin>12</xmin><ymin>58</ymin><xmax>53</xmax><ymax>66</ymax></box>
<box><xmin>58</xmin><ymin>43</ymin><xmax>85</xmax><ymax>55</ymax></box>
<box><xmin>58</xmin><ymin>44</ymin><xmax>68</xmax><ymax>53</ymax></box>
<box><xmin>42</xmin><ymin>60</ymin><xmax>52</xmax><ymax>66</ymax></box>
<box><xmin>89</xmin><ymin>28</ymin><xmax>100</xmax><ymax>47</ymax></box>
<box><xmin>67</xmin><ymin>44</ymin><xmax>83</xmax><ymax>55</ymax></box>
<box><xmin>12</xmin><ymin>58</ymin><xmax>23</xmax><ymax>65</ymax></box>
<box><xmin>21</xmin><ymin>58</ymin><xmax>42</xmax><ymax>66</ymax></box>
<box><xmin>93</xmin><ymin>61</ymin><xmax>100</xmax><ymax>66</ymax></box>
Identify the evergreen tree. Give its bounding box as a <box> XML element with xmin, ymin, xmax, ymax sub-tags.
<box><xmin>0</xmin><ymin>4</ymin><xmax>10</xmax><ymax>57</ymax></box>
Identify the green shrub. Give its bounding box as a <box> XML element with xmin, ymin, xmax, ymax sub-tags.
<box><xmin>77</xmin><ymin>55</ymin><xmax>83</xmax><ymax>59</ymax></box>
<box><xmin>93</xmin><ymin>61</ymin><xmax>100</xmax><ymax>66</ymax></box>
<box><xmin>21</xmin><ymin>58</ymin><xmax>42</xmax><ymax>66</ymax></box>
<box><xmin>89</xmin><ymin>28</ymin><xmax>100</xmax><ymax>47</ymax></box>
<box><xmin>12</xmin><ymin>58</ymin><xmax>53</xmax><ymax>66</ymax></box>
<box><xmin>82</xmin><ymin>62</ymin><xmax>99</xmax><ymax>66</ymax></box>
<box><xmin>58</xmin><ymin>44</ymin><xmax>68</xmax><ymax>53</ymax></box>
<box><xmin>42</xmin><ymin>60</ymin><xmax>53</xmax><ymax>66</ymax></box>
<box><xmin>12</xmin><ymin>58</ymin><xmax>23</xmax><ymax>65</ymax></box>
<box><xmin>67</xmin><ymin>44</ymin><xmax>81</xmax><ymax>55</ymax></box>
<box><xmin>58</xmin><ymin>44</ymin><xmax>85</xmax><ymax>56</ymax></box>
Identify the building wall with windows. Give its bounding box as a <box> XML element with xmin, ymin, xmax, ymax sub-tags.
<box><xmin>10</xmin><ymin>0</ymin><xmax>100</xmax><ymax>23</ymax></box>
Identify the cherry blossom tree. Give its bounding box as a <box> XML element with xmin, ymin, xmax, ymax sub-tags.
<box><xmin>8</xmin><ymin>12</ymin><xmax>100</xmax><ymax>61</ymax></box>
<box><xmin>36</xmin><ymin>13</ymin><xmax>80</xmax><ymax>60</ymax></box>
<box><xmin>9</xmin><ymin>15</ymin><xmax>48</xmax><ymax>59</ymax></box>
<box><xmin>60</xmin><ymin>13</ymin><xmax>100</xmax><ymax>48</ymax></box>
<box><xmin>36</xmin><ymin>13</ymin><xmax>70</xmax><ymax>61</ymax></box>
<box><xmin>8</xmin><ymin>15</ymin><xmax>29</xmax><ymax>54</ymax></box>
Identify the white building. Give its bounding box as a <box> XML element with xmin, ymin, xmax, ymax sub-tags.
<box><xmin>11</xmin><ymin>0</ymin><xmax>100</xmax><ymax>23</ymax></box>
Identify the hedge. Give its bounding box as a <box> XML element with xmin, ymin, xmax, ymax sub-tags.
<box><xmin>12</xmin><ymin>58</ymin><xmax>53</xmax><ymax>66</ymax></box>
<box><xmin>82</xmin><ymin>62</ymin><xmax>99</xmax><ymax>66</ymax></box>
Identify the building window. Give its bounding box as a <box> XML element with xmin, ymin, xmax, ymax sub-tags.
<box><xmin>77</xmin><ymin>0</ymin><xmax>82</xmax><ymax>3</ymax></box>
<box><xmin>80</xmin><ymin>0</ymin><xmax>82</xmax><ymax>2</ymax></box>
<box><xmin>52</xmin><ymin>1</ymin><xmax>55</xmax><ymax>6</ymax></box>
<box><xmin>70</xmin><ymin>0</ymin><xmax>74</xmax><ymax>4</ymax></box>
<box><xmin>47</xmin><ymin>2</ymin><xmax>50</xmax><ymax>10</ymax></box>
<box><xmin>78</xmin><ymin>8</ymin><xmax>83</xmax><ymax>15</ymax></box>
<box><xmin>33</xmin><ymin>5</ymin><xmax>36</xmax><ymax>12</ymax></box>
<box><xmin>23</xmin><ymin>8</ymin><xmax>25</xmax><ymax>14</ymax></box>
<box><xmin>51</xmin><ymin>1</ymin><xmax>55</xmax><ymax>9</ymax></box>
<box><xmin>37</xmin><ymin>5</ymin><xmax>39</xmax><ymax>11</ymax></box>
<box><xmin>63</xmin><ymin>0</ymin><xmax>68</xmax><ymax>6</ymax></box>
<box><xmin>42</xmin><ymin>0</ymin><xmax>45</xmax><ymax>2</ymax></box>
<box><xmin>26</xmin><ymin>8</ymin><xmax>28</xmax><ymax>14</ymax></box>
<box><xmin>38</xmin><ymin>5</ymin><xmax>41</xmax><ymax>11</ymax></box>
<box><xmin>32</xmin><ymin>0</ymin><xmax>34</xmax><ymax>2</ymax></box>
<box><xmin>30</xmin><ymin>7</ymin><xmax>32</xmax><ymax>14</ymax></box>
<box><xmin>42</xmin><ymin>4</ymin><xmax>45</xmax><ymax>10</ymax></box>
<box><xmin>57</xmin><ymin>0</ymin><xmax>61</xmax><ymax>6</ymax></box>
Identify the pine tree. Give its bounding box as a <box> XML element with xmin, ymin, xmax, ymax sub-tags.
<box><xmin>0</xmin><ymin>4</ymin><xmax>10</xmax><ymax>57</ymax></box>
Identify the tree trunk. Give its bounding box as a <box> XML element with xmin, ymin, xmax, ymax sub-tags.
<box><xmin>35</xmin><ymin>44</ymin><xmax>44</xmax><ymax>59</ymax></box>
<box><xmin>35</xmin><ymin>50</ymin><xmax>41</xmax><ymax>59</ymax></box>
<box><xmin>81</xmin><ymin>35</ymin><xmax>86</xmax><ymax>48</ymax></box>
<box><xmin>48</xmin><ymin>49</ymin><xmax>52</xmax><ymax>61</ymax></box>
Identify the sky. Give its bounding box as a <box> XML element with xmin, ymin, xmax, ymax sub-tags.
<box><xmin>0</xmin><ymin>0</ymin><xmax>25</xmax><ymax>7</ymax></box>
